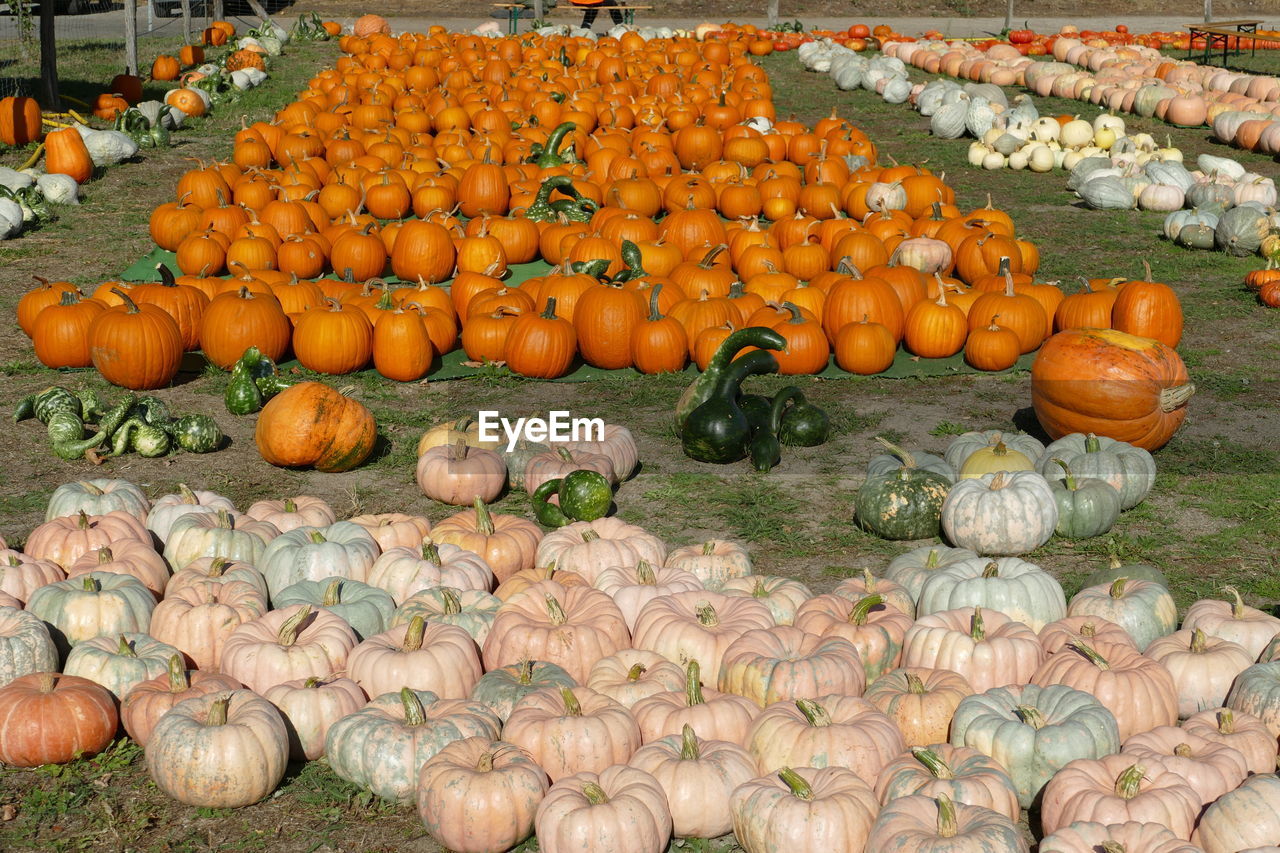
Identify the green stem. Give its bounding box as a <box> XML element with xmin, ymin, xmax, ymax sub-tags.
<box><xmin>936</xmin><ymin>793</ymin><xmax>957</xmax><ymax>839</ymax></box>
<box><xmin>322</xmin><ymin>579</ymin><xmax>341</xmax><ymax>606</ymax></box>
<box><xmin>473</xmin><ymin>496</ymin><xmax>495</xmax><ymax>535</ymax></box>
<box><xmin>401</xmin><ymin>687</ymin><xmax>426</xmax><ymax>726</ymax></box>
<box><xmin>911</xmin><ymin>747</ymin><xmax>955</xmax><ymax>779</ymax></box>
<box><xmin>166</xmin><ymin>654</ymin><xmax>188</xmax><ymax>692</ymax></box>
<box><xmin>582</xmin><ymin>781</ymin><xmax>609</xmax><ymax>805</ymax></box>
<box><xmin>1069</xmin><ymin>641</ymin><xmax>1112</xmax><ymax>671</ymax></box>
<box><xmin>685</xmin><ymin>660</ymin><xmax>704</xmax><ymax>707</ymax></box>
<box><xmin>1114</xmin><ymin>764</ymin><xmax>1145</xmax><ymax>799</ymax></box>
<box><xmin>1109</xmin><ymin>577</ymin><xmax>1129</xmax><ymax>599</ymax></box>
<box><xmin>777</xmin><ymin>767</ymin><xmax>813</xmax><ymax>800</ymax></box>
<box><xmin>680</xmin><ymin>724</ymin><xmax>701</xmax><ymax>760</ymax></box>
<box><xmin>970</xmin><ymin>607</ymin><xmax>985</xmax><ymax>642</ymax></box>
<box><xmin>848</xmin><ymin>594</ymin><xmax>883</xmax><ymax>625</ymax></box>
<box><xmin>1016</xmin><ymin>705</ymin><xmax>1046</xmax><ymax>729</ymax></box>
<box><xmin>403</xmin><ymin>615</ymin><xmax>426</xmax><ymax>651</ymax></box>
<box><xmin>560</xmin><ymin>686</ymin><xmax>582</xmax><ymax>716</ymax></box>
<box><xmin>207</xmin><ymin>695</ymin><xmax>230</xmax><ymax>726</ymax></box>
<box><xmin>277</xmin><ymin>606</ymin><xmax>311</xmax><ymax>646</ymax></box>
<box><xmin>874</xmin><ymin>436</ymin><xmax>917</xmax><ymax>469</ymax></box>
<box><xmin>796</xmin><ymin>697</ymin><xmax>831</xmax><ymax>727</ymax></box>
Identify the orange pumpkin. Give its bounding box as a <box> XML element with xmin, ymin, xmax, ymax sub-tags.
<box><xmin>255</xmin><ymin>382</ymin><xmax>377</xmax><ymax>472</ymax></box>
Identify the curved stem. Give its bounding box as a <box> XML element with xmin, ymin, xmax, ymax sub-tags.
<box><xmin>777</xmin><ymin>767</ymin><xmax>813</xmax><ymax>800</ymax></box>
<box><xmin>277</xmin><ymin>606</ymin><xmax>311</xmax><ymax>647</ymax></box>
<box><xmin>1109</xmin><ymin>577</ymin><xmax>1128</xmax><ymax>599</ymax></box>
<box><xmin>874</xmin><ymin>436</ymin><xmax>917</xmax><ymax>469</ymax></box>
<box><xmin>911</xmin><ymin>747</ymin><xmax>955</xmax><ymax>779</ymax></box>
<box><xmin>117</xmin><ymin>634</ymin><xmax>136</xmax><ymax>657</ymax></box>
<box><xmin>680</xmin><ymin>724</ymin><xmax>700</xmax><ymax>760</ymax></box>
<box><xmin>322</xmin><ymin>578</ymin><xmax>341</xmax><ymax>607</ymax></box>
<box><xmin>402</xmin><ymin>615</ymin><xmax>426</xmax><ymax>651</ymax></box>
<box><xmin>1069</xmin><ymin>641</ymin><xmax>1112</xmax><ymax>671</ymax></box>
<box><xmin>1114</xmin><ymin>764</ymin><xmax>1145</xmax><ymax>799</ymax></box>
<box><xmin>1223</xmin><ymin>585</ymin><xmax>1245</xmax><ymax>620</ymax></box>
<box><xmin>401</xmin><ymin>687</ymin><xmax>426</xmax><ymax>726</ymax></box>
<box><xmin>560</xmin><ymin>686</ymin><xmax>582</xmax><ymax>716</ymax></box>
<box><xmin>848</xmin><ymin>594</ymin><xmax>883</xmax><ymax>625</ymax></box>
<box><xmin>439</xmin><ymin>588</ymin><xmax>462</xmax><ymax>616</ymax></box>
<box><xmin>545</xmin><ymin>595</ymin><xmax>567</xmax><ymax>626</ymax></box>
<box><xmin>1016</xmin><ymin>705</ymin><xmax>1046</xmax><ymax>729</ymax></box>
<box><xmin>796</xmin><ymin>697</ymin><xmax>831</xmax><ymax>727</ymax></box>
<box><xmin>166</xmin><ymin>653</ymin><xmax>188</xmax><ymax>692</ymax></box>
<box><xmin>207</xmin><ymin>695</ymin><xmax>230</xmax><ymax>727</ymax></box>
<box><xmin>905</xmin><ymin>672</ymin><xmax>927</xmax><ymax>695</ymax></box>
<box><xmin>936</xmin><ymin>793</ymin><xmax>957</xmax><ymax>839</ymax></box>
<box><xmin>582</xmin><ymin>781</ymin><xmax>609</xmax><ymax>804</ymax></box>
<box><xmin>473</xmin><ymin>496</ymin><xmax>495</xmax><ymax>535</ymax></box>
<box><xmin>1053</xmin><ymin>458</ymin><xmax>1077</xmax><ymax>491</ymax></box>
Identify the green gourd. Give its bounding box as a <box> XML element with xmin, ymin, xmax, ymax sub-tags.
<box><xmin>97</xmin><ymin>393</ymin><xmax>137</xmax><ymax>439</ymax></box>
<box><xmin>681</xmin><ymin>349</ymin><xmax>780</xmax><ymax>464</ymax></box>
<box><xmin>225</xmin><ymin>357</ymin><xmax>264</xmax><ymax>416</ymax></box>
<box><xmin>15</xmin><ymin>386</ymin><xmax>81</xmax><ymax>424</ymax></box>
<box><xmin>1048</xmin><ymin>459</ymin><xmax>1122</xmax><ymax>539</ymax></box>
<box><xmin>774</xmin><ymin>388</ymin><xmax>830</xmax><ymax>447</ymax></box>
<box><xmin>169</xmin><ymin>414</ymin><xmax>223</xmax><ymax>453</ymax></box>
<box><xmin>675</xmin><ymin>326</ymin><xmax>785</xmax><ymax>432</ymax></box>
<box><xmin>47</xmin><ymin>412</ymin><xmax>106</xmax><ymax>461</ymax></box>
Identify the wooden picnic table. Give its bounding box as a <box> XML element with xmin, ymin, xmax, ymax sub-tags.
<box><xmin>1186</xmin><ymin>19</ymin><xmax>1270</xmax><ymax>65</ymax></box>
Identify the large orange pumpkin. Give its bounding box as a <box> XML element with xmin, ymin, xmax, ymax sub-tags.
<box><xmin>255</xmin><ymin>382</ymin><xmax>377</xmax><ymax>472</ymax></box>
<box><xmin>0</xmin><ymin>96</ymin><xmax>42</xmax><ymax>146</ymax></box>
<box><xmin>1030</xmin><ymin>328</ymin><xmax>1195</xmax><ymax>451</ymax></box>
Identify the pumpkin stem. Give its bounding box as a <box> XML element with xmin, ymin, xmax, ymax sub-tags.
<box><xmin>848</xmin><ymin>594</ymin><xmax>883</xmax><ymax>625</ymax></box>
<box><xmin>685</xmin><ymin>660</ymin><xmax>704</xmax><ymax>707</ymax></box>
<box><xmin>439</xmin><ymin>588</ymin><xmax>462</xmax><ymax>616</ymax></box>
<box><xmin>796</xmin><ymin>697</ymin><xmax>831</xmax><ymax>727</ymax></box>
<box><xmin>422</xmin><ymin>541</ymin><xmax>441</xmax><ymax>563</ymax></box>
<box><xmin>581</xmin><ymin>530</ymin><xmax>600</xmax><ymax>543</ymax></box>
<box><xmin>166</xmin><ymin>653</ymin><xmax>189</xmax><ymax>692</ymax></box>
<box><xmin>177</xmin><ymin>484</ymin><xmax>199</xmax><ymax>504</ymax></box>
<box><xmin>306</xmin><ymin>530</ymin><xmax>328</xmax><ymax>548</ymax></box>
<box><xmin>322</xmin><ymin>578</ymin><xmax>341</xmax><ymax>607</ymax></box>
<box><xmin>1191</xmin><ymin>628</ymin><xmax>1208</xmax><ymax>654</ymax></box>
<box><xmin>1015</xmin><ymin>704</ymin><xmax>1046</xmax><ymax>729</ymax></box>
<box><xmin>874</xmin><ymin>436</ymin><xmax>917</xmax><ymax>469</ymax></box>
<box><xmin>111</xmin><ymin>287</ymin><xmax>143</xmax><ymax>314</ymax></box>
<box><xmin>912</xmin><ymin>747</ymin><xmax>955</xmax><ymax>780</ymax></box>
<box><xmin>400</xmin><ymin>687</ymin><xmax>427</xmax><ymax>726</ymax></box>
<box><xmin>902</xmin><ymin>673</ymin><xmax>928</xmax><ymax>695</ymax></box>
<box><xmin>304</xmin><ymin>677</ymin><xmax>322</xmax><ymax>689</ymax></box>
<box><xmin>77</xmin><ymin>510</ymin><xmax>90</xmax><ymax>530</ymax></box>
<box><xmin>701</xmin><ymin>541</ymin><xmax>716</xmax><ymax>556</ymax></box>
<box><xmin>1218</xmin><ymin>709</ymin><xmax>1235</xmax><ymax>734</ymax></box>
<box><xmin>560</xmin><ymin>686</ymin><xmax>582</xmax><ymax>717</ymax></box>
<box><xmin>1053</xmin><ymin>458</ymin><xmax>1077</xmax><ymax>491</ymax></box>
<box><xmin>696</xmin><ymin>603</ymin><xmax>719</xmax><ymax>627</ymax></box>
<box><xmin>540</xmin><ymin>297</ymin><xmax>560</xmax><ymax>319</ymax></box>
<box><xmin>472</xmin><ymin>497</ymin><xmax>496</xmax><ymax>536</ymax></box>
<box><xmin>39</xmin><ymin>672</ymin><xmax>56</xmax><ymax>693</ymax></box>
<box><xmin>284</xmin><ymin>498</ymin><xmax>297</xmax><ymax>513</ymax></box>
<box><xmin>1114</xmin><ymin>764</ymin><xmax>1146</xmax><ymax>799</ymax></box>
<box><xmin>516</xmin><ymin>659</ymin><xmax>535</xmax><ymax>685</ymax></box>
<box><xmin>1222</xmin><ymin>585</ymin><xmax>1246</xmax><ymax>619</ymax></box>
<box><xmin>403</xmin><ymin>615</ymin><xmax>426</xmax><ymax>651</ymax></box>
<box><xmin>581</xmin><ymin>781</ymin><xmax>610</xmax><ymax>805</ymax></box>
<box><xmin>1080</xmin><ymin>622</ymin><xmax>1097</xmax><ymax>638</ymax></box>
<box><xmin>1069</xmin><ymin>641</ymin><xmax>1111</xmax><ymax>671</ymax></box>
<box><xmin>626</xmin><ymin>663</ymin><xmax>647</xmax><ymax>682</ymax></box>
<box><xmin>96</xmin><ymin>546</ymin><xmax>114</xmax><ymax>565</ymax></box>
<box><xmin>215</xmin><ymin>508</ymin><xmax>233</xmax><ymax>529</ymax></box>
<box><xmin>750</xmin><ymin>577</ymin><xmax>768</xmax><ymax>598</ymax></box>
<box><xmin>679</xmin><ymin>723</ymin><xmax>701</xmax><ymax>760</ymax></box>
<box><xmin>636</xmin><ymin>561</ymin><xmax>657</xmax><ymax>586</ymax></box>
<box><xmin>1159</xmin><ymin>383</ymin><xmax>1196</xmax><ymax>412</ymax></box>
<box><xmin>646</xmin><ymin>283</ymin><xmax>665</xmax><ymax>321</ymax></box>
<box><xmin>987</xmin><ymin>471</ymin><xmax>1007</xmax><ymax>490</ymax></box>
<box><xmin>277</xmin><ymin>605</ymin><xmax>311</xmax><ymax>646</ymax></box>
<box><xmin>79</xmin><ymin>481</ymin><xmax>103</xmax><ymax>496</ymax></box>
<box><xmin>860</xmin><ymin>568</ymin><xmax>877</xmax><ymax>590</ymax></box>
<box><xmin>545</xmin><ymin>595</ymin><xmax>567</xmax><ymax>626</ymax></box>
<box><xmin>936</xmin><ymin>793</ymin><xmax>958</xmax><ymax>838</ymax></box>
<box><xmin>1108</xmin><ymin>577</ymin><xmax>1128</xmax><ymax>599</ymax></box>
<box><xmin>207</xmin><ymin>695</ymin><xmax>231</xmax><ymax>727</ymax></box>
<box><xmin>970</xmin><ymin>607</ymin><xmax>985</xmax><ymax>641</ymax></box>
<box><xmin>475</xmin><ymin>751</ymin><xmax>495</xmax><ymax>772</ymax></box>
<box><xmin>777</xmin><ymin>767</ymin><xmax>814</xmax><ymax>801</ymax></box>
<box><xmin>449</xmin><ymin>439</ymin><xmax>470</xmax><ymax>462</ymax></box>
<box><xmin>208</xmin><ymin>556</ymin><xmax>229</xmax><ymax>576</ymax></box>
<box><xmin>82</xmin><ymin>574</ymin><xmax>98</xmax><ymax>591</ymax></box>
<box><xmin>981</xmin><ymin>562</ymin><xmax>999</xmax><ymax>579</ymax></box>
<box><xmin>1174</xmin><ymin>743</ymin><xmax>1193</xmax><ymax>758</ymax></box>
<box><xmin>117</xmin><ymin>634</ymin><xmax>136</xmax><ymax>657</ymax></box>
<box><xmin>1101</xmin><ymin>844</ymin><xmax>1127</xmax><ymax>853</ymax></box>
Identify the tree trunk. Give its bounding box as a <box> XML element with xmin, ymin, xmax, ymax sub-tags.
<box><xmin>180</xmin><ymin>0</ymin><xmax>192</xmax><ymax>44</ymax></box>
<box><xmin>767</xmin><ymin>0</ymin><xmax>779</xmax><ymax>29</ymax></box>
<box><xmin>533</xmin><ymin>0</ymin><xmax>543</xmax><ymax>19</ymax></box>
<box><xmin>244</xmin><ymin>0</ymin><xmax>273</xmax><ymax>25</ymax></box>
<box><xmin>40</xmin><ymin>1</ymin><xmax>58</xmax><ymax>109</ymax></box>
<box><xmin>124</xmin><ymin>0</ymin><xmax>138</xmax><ymax>76</ymax></box>
<box><xmin>1004</xmin><ymin>0</ymin><xmax>1014</xmax><ymax>31</ymax></box>
<box><xmin>1204</xmin><ymin>0</ymin><xmax>1213</xmax><ymax>22</ymax></box>
<box><xmin>212</xmin><ymin>0</ymin><xmax>224</xmax><ymax>23</ymax></box>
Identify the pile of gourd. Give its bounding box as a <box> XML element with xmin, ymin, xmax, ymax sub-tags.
<box><xmin>1069</xmin><ymin>150</ymin><xmax>1280</xmax><ymax>257</ymax></box>
<box><xmin>796</xmin><ymin>40</ymin><xmax>913</xmax><ymax>104</ymax></box>
<box><xmin>4</xmin><ymin>468</ymin><xmax>1280</xmax><ymax>852</ymax></box>
<box><xmin>13</xmin><ymin>386</ymin><xmax>224</xmax><ymax>460</ymax></box>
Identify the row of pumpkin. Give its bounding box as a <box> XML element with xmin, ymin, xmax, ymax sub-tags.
<box><xmin>17</xmin><ymin>29</ymin><xmax>1185</xmax><ymax>384</ymax></box>
<box><xmin>1</xmin><ymin>474</ymin><xmax>1280</xmax><ymax>851</ymax></box>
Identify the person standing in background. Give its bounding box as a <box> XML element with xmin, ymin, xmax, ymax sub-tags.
<box><xmin>572</xmin><ymin>0</ymin><xmax>623</xmax><ymax>31</ymax></box>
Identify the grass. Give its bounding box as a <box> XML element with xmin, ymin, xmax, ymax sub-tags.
<box><xmin>0</xmin><ymin>26</ymin><xmax>1279</xmax><ymax>852</ymax></box>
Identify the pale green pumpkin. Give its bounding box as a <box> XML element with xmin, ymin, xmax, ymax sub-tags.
<box><xmin>1226</xmin><ymin>662</ymin><xmax>1280</xmax><ymax>740</ymax></box>
<box><xmin>325</xmin><ymin>687</ymin><xmax>500</xmax><ymax>804</ymax></box>
<box><xmin>1066</xmin><ymin>577</ymin><xmax>1177</xmax><ymax>651</ymax></box>
<box><xmin>45</xmin><ymin>478</ymin><xmax>150</xmax><ymax>523</ymax></box>
<box><xmin>260</xmin><ymin>522</ymin><xmax>381</xmax><ymax>604</ymax></box>
<box><xmin>274</xmin><ymin>576</ymin><xmax>394</xmax><ymax>641</ymax></box>
<box><xmin>391</xmin><ymin>586</ymin><xmax>501</xmax><ymax>645</ymax></box>
<box><xmin>1047</xmin><ymin>459</ymin><xmax>1122</xmax><ymax>540</ymax></box>
<box><xmin>916</xmin><ymin>556</ymin><xmax>1067</xmax><ymax>632</ymax></box>
<box><xmin>0</xmin><ymin>606</ymin><xmax>59</xmax><ymax>687</ymax></box>
<box><xmin>1037</xmin><ymin>432</ymin><xmax>1156</xmax><ymax>510</ymax></box>
<box><xmin>1193</xmin><ymin>770</ymin><xmax>1280</xmax><ymax>853</ymax></box>
<box><xmin>884</xmin><ymin>545</ymin><xmax>979</xmax><ymax>603</ymax></box>
<box><xmin>163</xmin><ymin>510</ymin><xmax>279</xmax><ymax>572</ymax></box>
<box><xmin>26</xmin><ymin>571</ymin><xmax>156</xmax><ymax>654</ymax></box>
<box><xmin>950</xmin><ymin>683</ymin><xmax>1121</xmax><ymax>809</ymax></box>
<box><xmin>469</xmin><ymin>660</ymin><xmax>577</xmax><ymax>723</ymax></box>
<box><xmin>64</xmin><ymin>632</ymin><xmax>181</xmax><ymax>700</ymax></box>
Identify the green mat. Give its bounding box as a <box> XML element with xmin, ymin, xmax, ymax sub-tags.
<box><xmin>122</xmin><ymin>249</ymin><xmax>1036</xmax><ymax>382</ymax></box>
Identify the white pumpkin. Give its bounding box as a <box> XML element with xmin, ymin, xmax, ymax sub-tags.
<box><xmin>941</xmin><ymin>471</ymin><xmax>1058</xmax><ymax>557</ymax></box>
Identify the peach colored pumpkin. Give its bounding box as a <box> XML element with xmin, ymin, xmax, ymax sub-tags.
<box><xmin>1039</xmin><ymin>753</ymin><xmax>1200</xmax><ymax>839</ymax></box>
<box><xmin>535</xmin><ymin>764</ymin><xmax>672</xmax><ymax>853</ymax></box>
<box><xmin>417</xmin><ymin>736</ymin><xmax>549</xmax><ymax>853</ymax></box>
<box><xmin>864</xmin><ymin>666</ymin><xmax>974</xmax><ymax>748</ymax></box>
<box><xmin>586</xmin><ymin>650</ymin><xmax>686</xmax><ymax>709</ymax></box>
<box><xmin>1121</xmin><ymin>725</ymin><xmax>1248</xmax><ymax>808</ymax></box>
<box><xmin>628</xmin><ymin>724</ymin><xmax>757</xmax><ymax>839</ymax></box>
<box><xmin>0</xmin><ymin>549</ymin><xmax>66</xmax><ymax>605</ymax></box>
<box><xmin>430</xmin><ymin>498</ymin><xmax>542</xmax><ymax>583</ymax></box>
<box><xmin>1183</xmin><ymin>585</ymin><xmax>1280</xmax><ymax>661</ymax></box>
<box><xmin>1145</xmin><ymin>628</ymin><xmax>1254</xmax><ymax>719</ymax></box>
<box><xmin>663</xmin><ymin>539</ymin><xmax>752</xmax><ymax>589</ymax></box>
<box><xmin>1038</xmin><ymin>615</ymin><xmax>1135</xmax><ymax>655</ymax></box>
<box><xmin>1181</xmin><ymin>707</ymin><xmax>1278</xmax><ymax>776</ymax></box>
<box><xmin>536</xmin><ymin>518</ymin><xmax>667</xmax><ymax>585</ymax></box>
<box><xmin>865</xmin><ymin>793</ymin><xmax>1029</xmax><ymax>852</ymax></box>
<box><xmin>25</xmin><ymin>510</ymin><xmax>151</xmax><ymax>568</ymax></box>
<box><xmin>794</xmin><ymin>593</ymin><xmax>913</xmax><ymax>681</ymax></box>
<box><xmin>718</xmin><ymin>575</ymin><xmax>813</xmax><ymax>626</ymax></box>
<box><xmin>121</xmin><ymin>654</ymin><xmax>241</xmax><ymax>747</ymax></box>
<box><xmin>901</xmin><ymin>606</ymin><xmax>1044</xmax><ymax>693</ymax></box>
<box><xmin>346</xmin><ymin>615</ymin><xmax>481</xmax><ymax>700</ymax></box>
<box><xmin>1031</xmin><ymin>640</ymin><xmax>1177</xmax><ymax>741</ymax></box>
<box><xmin>262</xmin><ymin>675</ymin><xmax>366</xmax><ymax>760</ymax></box>
<box><xmin>148</xmin><ymin>579</ymin><xmax>268</xmax><ymax>671</ymax></box>
<box><xmin>630</xmin><ymin>658</ymin><xmax>758</xmax><ymax>745</ymax></box>
<box><xmin>164</xmin><ymin>556</ymin><xmax>267</xmax><ymax>600</ymax></box>
<box><xmin>874</xmin><ymin>743</ymin><xmax>1019</xmax><ymax>821</ymax></box>
<box><xmin>831</xmin><ymin>568</ymin><xmax>917</xmax><ymax>618</ymax></box>
<box><xmin>631</xmin><ymin>590</ymin><xmax>775</xmax><ymax>678</ymax></box>
<box><xmin>482</xmin><ymin>581</ymin><xmax>630</xmax><ymax>683</ymax></box>
<box><xmin>1040</xmin><ymin>819</ymin><xmax>1202</xmax><ymax>853</ymax></box>
<box><xmin>745</xmin><ymin>694</ymin><xmax>905</xmax><ymax>778</ymax></box>
<box><xmin>1193</xmin><ymin>772</ymin><xmax>1280</xmax><ymax>853</ymax></box>
<box><xmin>366</xmin><ymin>541</ymin><xmax>496</xmax><ymax>602</ymax></box>
<box><xmin>346</xmin><ymin>512</ymin><xmax>432</xmax><ymax>551</ymax></box>
<box><xmin>66</xmin><ymin>541</ymin><xmax>170</xmax><ymax>601</ymax></box>
<box><xmin>503</xmin><ymin>685</ymin><xmax>642</xmax><ymax>782</ymax></box>
<box><xmin>220</xmin><ymin>604</ymin><xmax>358</xmax><ymax>694</ymax></box>
<box><xmin>593</xmin><ymin>561</ymin><xmax>703</xmax><ymax>632</ymax></box>
<box><xmin>731</xmin><ymin>766</ymin><xmax>880</xmax><ymax>853</ymax></box>
<box><xmin>244</xmin><ymin>495</ymin><xmax>337</xmax><ymax>532</ymax></box>
<box><xmin>416</xmin><ymin>441</ymin><xmax>505</xmax><ymax>506</ymax></box>
<box><xmin>717</xmin><ymin>626</ymin><xmax>865</xmax><ymax>708</ymax></box>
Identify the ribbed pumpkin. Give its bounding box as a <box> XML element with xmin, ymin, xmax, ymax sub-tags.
<box><xmin>88</xmin><ymin>289</ymin><xmax>184</xmax><ymax>390</ymax></box>
<box><xmin>1111</xmin><ymin>262</ymin><xmax>1184</xmax><ymax>348</ymax></box>
<box><xmin>293</xmin><ymin>299</ymin><xmax>373</xmax><ymax>375</ymax></box>
<box><xmin>255</xmin><ymin>382</ymin><xmax>377</xmax><ymax>473</ymax></box>
<box><xmin>199</xmin><ymin>287</ymin><xmax>292</xmax><ymax>369</ymax></box>
<box><xmin>33</xmin><ymin>291</ymin><xmax>106</xmax><ymax>369</ymax></box>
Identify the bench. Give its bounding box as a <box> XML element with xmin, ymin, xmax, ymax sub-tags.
<box><xmin>1185</xmin><ymin>19</ymin><xmax>1273</xmax><ymax>65</ymax></box>
<box><xmin>494</xmin><ymin>3</ymin><xmax>653</xmax><ymax>35</ymax></box>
